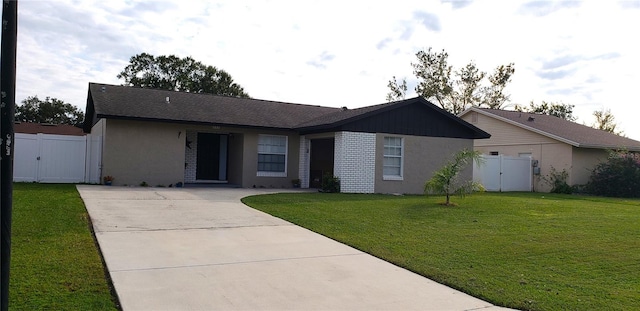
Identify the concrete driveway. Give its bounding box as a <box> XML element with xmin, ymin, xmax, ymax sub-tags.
<box><xmin>78</xmin><ymin>185</ymin><xmax>512</xmax><ymax>310</ymax></box>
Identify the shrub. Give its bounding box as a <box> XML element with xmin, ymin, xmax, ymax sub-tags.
<box><xmin>291</xmin><ymin>179</ymin><xmax>301</xmax><ymax>188</ymax></box>
<box><xmin>571</xmin><ymin>184</ymin><xmax>587</xmax><ymax>194</ymax></box>
<box><xmin>586</xmin><ymin>151</ymin><xmax>640</xmax><ymax>198</ymax></box>
<box><xmin>541</xmin><ymin>167</ymin><xmax>572</xmax><ymax>194</ymax></box>
<box><xmin>321</xmin><ymin>173</ymin><xmax>340</xmax><ymax>193</ymax></box>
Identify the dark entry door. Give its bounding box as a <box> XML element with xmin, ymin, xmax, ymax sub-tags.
<box><xmin>196</xmin><ymin>133</ymin><xmax>220</xmax><ymax>180</ymax></box>
<box><xmin>310</xmin><ymin>138</ymin><xmax>334</xmax><ymax>188</ymax></box>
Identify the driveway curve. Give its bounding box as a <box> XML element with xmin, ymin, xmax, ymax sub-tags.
<box><xmin>78</xmin><ymin>185</ymin><xmax>512</xmax><ymax>311</ymax></box>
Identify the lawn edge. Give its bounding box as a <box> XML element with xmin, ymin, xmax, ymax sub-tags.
<box><xmin>82</xmin><ymin>197</ymin><xmax>122</xmax><ymax>311</ymax></box>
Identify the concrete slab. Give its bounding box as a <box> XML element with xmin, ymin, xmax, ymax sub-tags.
<box><xmin>95</xmin><ymin>226</ymin><xmax>361</xmax><ymax>271</ymax></box>
<box><xmin>78</xmin><ymin>185</ymin><xmax>515</xmax><ymax>311</ymax></box>
<box><xmin>111</xmin><ymin>254</ymin><xmax>490</xmax><ymax>311</ymax></box>
<box><xmin>85</xmin><ymin>200</ymin><xmax>289</xmax><ymax>232</ymax></box>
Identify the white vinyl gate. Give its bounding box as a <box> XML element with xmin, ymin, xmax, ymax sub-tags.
<box><xmin>14</xmin><ymin>133</ymin><xmax>102</xmax><ymax>183</ymax></box>
<box><xmin>474</xmin><ymin>155</ymin><xmax>532</xmax><ymax>192</ymax></box>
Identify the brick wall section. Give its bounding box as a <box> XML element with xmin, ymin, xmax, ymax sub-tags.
<box><xmin>184</xmin><ymin>131</ymin><xmax>197</xmax><ymax>182</ymax></box>
<box><xmin>334</xmin><ymin>131</ymin><xmax>376</xmax><ymax>193</ymax></box>
<box><xmin>298</xmin><ymin>135</ymin><xmax>310</xmax><ymax>188</ymax></box>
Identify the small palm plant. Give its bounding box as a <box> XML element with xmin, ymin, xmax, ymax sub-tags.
<box><xmin>424</xmin><ymin>149</ymin><xmax>484</xmax><ymax>206</ymax></box>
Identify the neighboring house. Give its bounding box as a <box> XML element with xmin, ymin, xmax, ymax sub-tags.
<box><xmin>459</xmin><ymin>107</ymin><xmax>640</xmax><ymax>192</ymax></box>
<box><xmin>14</xmin><ymin>122</ymin><xmax>85</xmax><ymax>136</ymax></box>
<box><xmin>83</xmin><ymin>83</ymin><xmax>490</xmax><ymax>193</ymax></box>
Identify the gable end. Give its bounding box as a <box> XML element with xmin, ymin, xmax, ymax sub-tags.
<box><xmin>300</xmin><ymin>100</ymin><xmax>489</xmax><ymax>139</ymax></box>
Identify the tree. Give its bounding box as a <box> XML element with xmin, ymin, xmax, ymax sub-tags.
<box><xmin>411</xmin><ymin>48</ymin><xmax>454</xmax><ymax>111</ymax></box>
<box><xmin>117</xmin><ymin>53</ymin><xmax>250</xmax><ymax>98</ymax></box>
<box><xmin>386</xmin><ymin>76</ymin><xmax>407</xmax><ymax>102</ymax></box>
<box><xmin>387</xmin><ymin>47</ymin><xmax>515</xmax><ymax>114</ymax></box>
<box><xmin>592</xmin><ymin>108</ymin><xmax>622</xmax><ymax>135</ymax></box>
<box><xmin>481</xmin><ymin>63</ymin><xmax>515</xmax><ymax>109</ymax></box>
<box><xmin>447</xmin><ymin>62</ymin><xmax>486</xmax><ymax>113</ymax></box>
<box><xmin>515</xmin><ymin>101</ymin><xmax>576</xmax><ymax>121</ymax></box>
<box><xmin>15</xmin><ymin>96</ymin><xmax>84</xmax><ymax>127</ymax></box>
<box><xmin>424</xmin><ymin>149</ymin><xmax>484</xmax><ymax>206</ymax></box>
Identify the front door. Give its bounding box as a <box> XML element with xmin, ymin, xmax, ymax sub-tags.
<box><xmin>309</xmin><ymin>138</ymin><xmax>334</xmax><ymax>188</ymax></box>
<box><xmin>196</xmin><ymin>133</ymin><xmax>227</xmax><ymax>181</ymax></box>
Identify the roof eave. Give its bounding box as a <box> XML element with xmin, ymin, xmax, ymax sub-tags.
<box><xmin>578</xmin><ymin>144</ymin><xmax>640</xmax><ymax>152</ymax></box>
<box><xmin>96</xmin><ymin>114</ymin><xmax>297</xmax><ymax>132</ymax></box>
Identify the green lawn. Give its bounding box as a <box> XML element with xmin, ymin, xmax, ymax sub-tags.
<box><xmin>9</xmin><ymin>183</ymin><xmax>118</xmax><ymax>310</ymax></box>
<box><xmin>242</xmin><ymin>192</ymin><xmax>640</xmax><ymax>311</ymax></box>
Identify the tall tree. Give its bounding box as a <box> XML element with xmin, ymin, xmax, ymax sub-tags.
<box><xmin>481</xmin><ymin>63</ymin><xmax>515</xmax><ymax>109</ymax></box>
<box><xmin>15</xmin><ymin>96</ymin><xmax>84</xmax><ymax>127</ymax></box>
<box><xmin>386</xmin><ymin>76</ymin><xmax>407</xmax><ymax>102</ymax></box>
<box><xmin>117</xmin><ymin>53</ymin><xmax>250</xmax><ymax>98</ymax></box>
<box><xmin>454</xmin><ymin>61</ymin><xmax>486</xmax><ymax>111</ymax></box>
<box><xmin>387</xmin><ymin>47</ymin><xmax>515</xmax><ymax>114</ymax></box>
<box><xmin>411</xmin><ymin>48</ymin><xmax>454</xmax><ymax>111</ymax></box>
<box><xmin>592</xmin><ymin>108</ymin><xmax>622</xmax><ymax>135</ymax></box>
<box><xmin>515</xmin><ymin>101</ymin><xmax>576</xmax><ymax>121</ymax></box>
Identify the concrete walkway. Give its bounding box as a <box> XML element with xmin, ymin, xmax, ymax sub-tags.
<box><xmin>78</xmin><ymin>185</ymin><xmax>512</xmax><ymax>311</ymax></box>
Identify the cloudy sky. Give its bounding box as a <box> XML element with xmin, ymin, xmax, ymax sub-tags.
<box><xmin>15</xmin><ymin>0</ymin><xmax>640</xmax><ymax>139</ymax></box>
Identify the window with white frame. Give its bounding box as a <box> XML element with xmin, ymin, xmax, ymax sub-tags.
<box><xmin>383</xmin><ymin>136</ymin><xmax>403</xmax><ymax>180</ymax></box>
<box><xmin>257</xmin><ymin>135</ymin><xmax>287</xmax><ymax>176</ymax></box>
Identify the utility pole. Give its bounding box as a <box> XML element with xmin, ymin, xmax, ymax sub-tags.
<box><xmin>1</xmin><ymin>1</ymin><xmax>18</xmax><ymax>310</ymax></box>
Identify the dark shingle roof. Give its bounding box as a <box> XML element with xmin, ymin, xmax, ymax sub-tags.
<box><xmin>294</xmin><ymin>101</ymin><xmax>395</xmax><ymax>128</ymax></box>
<box><xmin>470</xmin><ymin>108</ymin><xmax>640</xmax><ymax>151</ymax></box>
<box><xmin>293</xmin><ymin>97</ymin><xmax>489</xmax><ymax>138</ymax></box>
<box><xmin>85</xmin><ymin>83</ymin><xmax>489</xmax><ymax>140</ymax></box>
<box><xmin>87</xmin><ymin>83</ymin><xmax>340</xmax><ymax>129</ymax></box>
<box><xmin>15</xmin><ymin>122</ymin><xmax>85</xmax><ymax>136</ymax></box>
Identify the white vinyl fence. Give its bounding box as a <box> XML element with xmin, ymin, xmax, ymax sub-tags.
<box><xmin>14</xmin><ymin>133</ymin><xmax>102</xmax><ymax>183</ymax></box>
<box><xmin>474</xmin><ymin>155</ymin><xmax>532</xmax><ymax>192</ymax></box>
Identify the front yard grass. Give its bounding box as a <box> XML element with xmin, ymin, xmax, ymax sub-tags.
<box><xmin>242</xmin><ymin>192</ymin><xmax>640</xmax><ymax>311</ymax></box>
<box><xmin>10</xmin><ymin>183</ymin><xmax>117</xmax><ymax>310</ymax></box>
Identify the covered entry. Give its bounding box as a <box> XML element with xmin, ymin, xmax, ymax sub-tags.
<box><xmin>185</xmin><ymin>132</ymin><xmax>229</xmax><ymax>183</ymax></box>
<box><xmin>309</xmin><ymin>138</ymin><xmax>334</xmax><ymax>188</ymax></box>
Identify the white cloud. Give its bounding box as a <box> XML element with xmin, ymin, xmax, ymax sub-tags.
<box><xmin>13</xmin><ymin>0</ymin><xmax>640</xmax><ymax>140</ymax></box>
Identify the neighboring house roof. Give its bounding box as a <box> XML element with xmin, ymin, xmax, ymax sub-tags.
<box><xmin>461</xmin><ymin>107</ymin><xmax>640</xmax><ymax>151</ymax></box>
<box><xmin>15</xmin><ymin>122</ymin><xmax>85</xmax><ymax>136</ymax></box>
<box><xmin>84</xmin><ymin>83</ymin><xmax>490</xmax><ymax>139</ymax></box>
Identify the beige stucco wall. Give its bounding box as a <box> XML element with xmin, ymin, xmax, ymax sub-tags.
<box><xmin>227</xmin><ymin>133</ymin><xmax>244</xmax><ymax>186</ymax></box>
<box><xmin>240</xmin><ymin>129</ymin><xmax>300</xmax><ymax>189</ymax></box>
<box><xmin>101</xmin><ymin>119</ymin><xmax>185</xmax><ymax>186</ymax></box>
<box><xmin>98</xmin><ymin>119</ymin><xmax>301</xmax><ymax>188</ymax></box>
<box><xmin>462</xmin><ymin>111</ymin><xmax>559</xmax><ymax>145</ymax></box>
<box><xmin>91</xmin><ymin>118</ymin><xmax>106</xmax><ymax>137</ymax></box>
<box><xmin>374</xmin><ymin>134</ymin><xmax>474</xmax><ymax>195</ymax></box>
<box><xmin>571</xmin><ymin>147</ymin><xmax>608</xmax><ymax>186</ymax></box>
<box><xmin>462</xmin><ymin>112</ymin><xmax>574</xmax><ymax>192</ymax></box>
<box><xmin>90</xmin><ymin>119</ymin><xmax>106</xmax><ymax>182</ymax></box>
